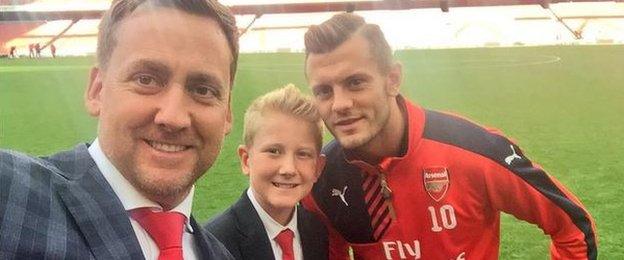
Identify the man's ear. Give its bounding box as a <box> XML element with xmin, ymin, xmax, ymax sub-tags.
<box><xmin>386</xmin><ymin>62</ymin><xmax>403</xmax><ymax>97</ymax></box>
<box><xmin>313</xmin><ymin>154</ymin><xmax>327</xmax><ymax>182</ymax></box>
<box><xmin>85</xmin><ymin>67</ymin><xmax>103</xmax><ymax>117</ymax></box>
<box><xmin>224</xmin><ymin>104</ymin><xmax>233</xmax><ymax>136</ymax></box>
<box><xmin>237</xmin><ymin>145</ymin><xmax>250</xmax><ymax>176</ymax></box>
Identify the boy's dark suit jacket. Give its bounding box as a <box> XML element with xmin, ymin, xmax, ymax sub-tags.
<box><xmin>205</xmin><ymin>191</ymin><xmax>328</xmax><ymax>260</ymax></box>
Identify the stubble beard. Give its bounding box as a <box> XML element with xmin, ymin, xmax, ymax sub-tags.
<box><xmin>331</xmin><ymin>103</ymin><xmax>392</xmax><ymax>152</ymax></box>
<box><xmin>131</xmin><ymin>167</ymin><xmax>199</xmax><ymax>202</ymax></box>
<box><xmin>116</xmin><ymin>151</ymin><xmax>212</xmax><ymax>208</ymax></box>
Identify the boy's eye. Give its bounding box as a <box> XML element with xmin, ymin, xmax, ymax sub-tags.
<box><xmin>297</xmin><ymin>150</ymin><xmax>314</xmax><ymax>159</ymax></box>
<box><xmin>266</xmin><ymin>147</ymin><xmax>281</xmax><ymax>155</ymax></box>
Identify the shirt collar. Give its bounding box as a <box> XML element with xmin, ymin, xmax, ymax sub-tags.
<box><xmin>88</xmin><ymin>138</ymin><xmax>195</xmax><ymax>232</ymax></box>
<box><xmin>247</xmin><ymin>188</ymin><xmax>298</xmax><ymax>240</ymax></box>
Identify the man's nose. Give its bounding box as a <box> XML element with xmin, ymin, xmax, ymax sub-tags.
<box><xmin>154</xmin><ymin>84</ymin><xmax>192</xmax><ymax>132</ymax></box>
<box><xmin>331</xmin><ymin>88</ymin><xmax>353</xmax><ymax>113</ymax></box>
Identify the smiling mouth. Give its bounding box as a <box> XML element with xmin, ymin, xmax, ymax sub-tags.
<box><xmin>334</xmin><ymin>117</ymin><xmax>362</xmax><ymax>125</ymax></box>
<box><xmin>146</xmin><ymin>140</ymin><xmax>190</xmax><ymax>153</ymax></box>
<box><xmin>334</xmin><ymin>117</ymin><xmax>362</xmax><ymax>127</ymax></box>
<box><xmin>272</xmin><ymin>182</ymin><xmax>299</xmax><ymax>189</ymax></box>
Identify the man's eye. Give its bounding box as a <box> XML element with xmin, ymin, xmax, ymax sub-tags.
<box><xmin>349</xmin><ymin>78</ymin><xmax>364</xmax><ymax>88</ymax></box>
<box><xmin>314</xmin><ymin>86</ymin><xmax>332</xmax><ymax>100</ymax></box>
<box><xmin>134</xmin><ymin>74</ymin><xmax>160</xmax><ymax>87</ymax></box>
<box><xmin>189</xmin><ymin>85</ymin><xmax>219</xmax><ymax>99</ymax></box>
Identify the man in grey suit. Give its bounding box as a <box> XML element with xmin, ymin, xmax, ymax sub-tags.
<box><xmin>0</xmin><ymin>0</ymin><xmax>238</xmax><ymax>259</ymax></box>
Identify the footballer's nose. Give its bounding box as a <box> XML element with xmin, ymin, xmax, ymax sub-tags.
<box><xmin>331</xmin><ymin>88</ymin><xmax>353</xmax><ymax>113</ymax></box>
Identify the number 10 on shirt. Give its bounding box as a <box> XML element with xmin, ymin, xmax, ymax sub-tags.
<box><xmin>428</xmin><ymin>205</ymin><xmax>457</xmax><ymax>232</ymax></box>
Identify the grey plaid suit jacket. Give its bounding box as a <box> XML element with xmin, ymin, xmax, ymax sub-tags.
<box><xmin>0</xmin><ymin>143</ymin><xmax>233</xmax><ymax>260</ymax></box>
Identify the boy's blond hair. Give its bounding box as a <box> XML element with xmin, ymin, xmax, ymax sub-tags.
<box><xmin>243</xmin><ymin>84</ymin><xmax>323</xmax><ymax>151</ymax></box>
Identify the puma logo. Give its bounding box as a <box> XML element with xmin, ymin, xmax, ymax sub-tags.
<box><xmin>504</xmin><ymin>145</ymin><xmax>522</xmax><ymax>165</ymax></box>
<box><xmin>331</xmin><ymin>186</ymin><xmax>349</xmax><ymax>206</ymax></box>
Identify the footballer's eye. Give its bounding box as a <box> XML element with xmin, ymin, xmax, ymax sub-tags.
<box><xmin>347</xmin><ymin>77</ymin><xmax>365</xmax><ymax>89</ymax></box>
<box><xmin>313</xmin><ymin>85</ymin><xmax>333</xmax><ymax>100</ymax></box>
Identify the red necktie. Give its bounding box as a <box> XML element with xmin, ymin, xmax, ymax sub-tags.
<box><xmin>274</xmin><ymin>229</ymin><xmax>295</xmax><ymax>260</ymax></box>
<box><xmin>130</xmin><ymin>208</ymin><xmax>186</xmax><ymax>260</ymax></box>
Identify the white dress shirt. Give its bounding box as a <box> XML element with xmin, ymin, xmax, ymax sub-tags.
<box><xmin>247</xmin><ymin>188</ymin><xmax>304</xmax><ymax>260</ymax></box>
<box><xmin>88</xmin><ymin>139</ymin><xmax>200</xmax><ymax>260</ymax></box>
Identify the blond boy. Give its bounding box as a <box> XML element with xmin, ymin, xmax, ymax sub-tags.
<box><xmin>206</xmin><ymin>85</ymin><xmax>328</xmax><ymax>260</ymax></box>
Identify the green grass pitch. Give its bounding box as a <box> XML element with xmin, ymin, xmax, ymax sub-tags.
<box><xmin>1</xmin><ymin>45</ymin><xmax>622</xmax><ymax>258</ymax></box>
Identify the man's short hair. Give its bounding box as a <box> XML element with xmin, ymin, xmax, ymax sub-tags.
<box><xmin>304</xmin><ymin>13</ymin><xmax>393</xmax><ymax>74</ymax></box>
<box><xmin>97</xmin><ymin>0</ymin><xmax>239</xmax><ymax>85</ymax></box>
<box><xmin>243</xmin><ymin>84</ymin><xmax>323</xmax><ymax>152</ymax></box>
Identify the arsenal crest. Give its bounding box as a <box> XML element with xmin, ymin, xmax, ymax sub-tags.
<box><xmin>423</xmin><ymin>167</ymin><xmax>450</xmax><ymax>202</ymax></box>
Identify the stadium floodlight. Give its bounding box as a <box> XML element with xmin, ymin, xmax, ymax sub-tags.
<box><xmin>346</xmin><ymin>3</ymin><xmax>356</xmax><ymax>13</ymax></box>
<box><xmin>440</xmin><ymin>0</ymin><xmax>449</xmax><ymax>12</ymax></box>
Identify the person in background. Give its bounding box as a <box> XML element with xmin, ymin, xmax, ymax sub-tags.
<box><xmin>28</xmin><ymin>43</ymin><xmax>34</xmax><ymax>58</ymax></box>
<box><xmin>34</xmin><ymin>43</ymin><xmax>41</xmax><ymax>58</ymax></box>
<box><xmin>50</xmin><ymin>43</ymin><xmax>57</xmax><ymax>58</ymax></box>
<box><xmin>9</xmin><ymin>46</ymin><xmax>17</xmax><ymax>58</ymax></box>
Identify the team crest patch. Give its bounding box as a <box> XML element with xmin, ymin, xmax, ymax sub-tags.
<box><xmin>423</xmin><ymin>167</ymin><xmax>450</xmax><ymax>202</ymax></box>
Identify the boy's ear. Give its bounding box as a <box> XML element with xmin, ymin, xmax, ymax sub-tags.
<box><xmin>237</xmin><ymin>145</ymin><xmax>250</xmax><ymax>176</ymax></box>
<box><xmin>313</xmin><ymin>154</ymin><xmax>326</xmax><ymax>181</ymax></box>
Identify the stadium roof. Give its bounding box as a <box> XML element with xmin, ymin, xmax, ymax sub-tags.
<box><xmin>1</xmin><ymin>0</ymin><xmax>621</xmax><ymax>21</ymax></box>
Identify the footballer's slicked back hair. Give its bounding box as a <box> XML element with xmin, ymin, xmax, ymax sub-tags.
<box><xmin>97</xmin><ymin>0</ymin><xmax>239</xmax><ymax>85</ymax></box>
<box><xmin>243</xmin><ymin>84</ymin><xmax>323</xmax><ymax>152</ymax></box>
<box><xmin>304</xmin><ymin>13</ymin><xmax>393</xmax><ymax>74</ymax></box>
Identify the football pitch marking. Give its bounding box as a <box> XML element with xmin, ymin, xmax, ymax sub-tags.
<box><xmin>237</xmin><ymin>64</ymin><xmax>301</xmax><ymax>72</ymax></box>
<box><xmin>399</xmin><ymin>54</ymin><xmax>562</xmax><ymax>71</ymax></box>
<box><xmin>454</xmin><ymin>54</ymin><xmax>561</xmax><ymax>69</ymax></box>
<box><xmin>0</xmin><ymin>54</ymin><xmax>560</xmax><ymax>73</ymax></box>
<box><xmin>0</xmin><ymin>64</ymin><xmax>91</xmax><ymax>73</ymax></box>
<box><xmin>235</xmin><ymin>54</ymin><xmax>561</xmax><ymax>73</ymax></box>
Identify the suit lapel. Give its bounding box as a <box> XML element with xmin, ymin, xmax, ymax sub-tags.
<box><xmin>190</xmin><ymin>216</ymin><xmax>223</xmax><ymax>258</ymax></box>
<box><xmin>235</xmin><ymin>193</ymin><xmax>275</xmax><ymax>260</ymax></box>
<box><xmin>53</xmin><ymin>144</ymin><xmax>144</xmax><ymax>259</ymax></box>
<box><xmin>297</xmin><ymin>206</ymin><xmax>326</xmax><ymax>260</ymax></box>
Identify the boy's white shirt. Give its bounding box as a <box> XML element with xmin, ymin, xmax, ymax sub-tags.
<box><xmin>247</xmin><ymin>188</ymin><xmax>304</xmax><ymax>260</ymax></box>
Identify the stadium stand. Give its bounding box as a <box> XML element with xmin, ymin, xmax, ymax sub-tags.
<box><xmin>1</xmin><ymin>0</ymin><xmax>623</xmax><ymax>56</ymax></box>
<box><xmin>0</xmin><ymin>0</ymin><xmax>35</xmax><ymax>5</ymax></box>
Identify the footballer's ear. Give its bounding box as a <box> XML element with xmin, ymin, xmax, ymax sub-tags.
<box><xmin>237</xmin><ymin>145</ymin><xmax>250</xmax><ymax>176</ymax></box>
<box><xmin>386</xmin><ymin>62</ymin><xmax>403</xmax><ymax>97</ymax></box>
<box><xmin>85</xmin><ymin>67</ymin><xmax>103</xmax><ymax>117</ymax></box>
<box><xmin>313</xmin><ymin>154</ymin><xmax>327</xmax><ymax>181</ymax></box>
